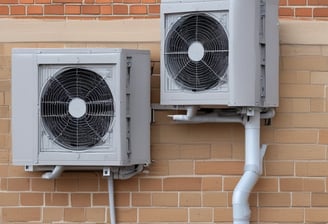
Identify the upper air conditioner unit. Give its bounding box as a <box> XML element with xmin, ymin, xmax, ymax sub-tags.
<box><xmin>160</xmin><ymin>0</ymin><xmax>279</xmax><ymax>107</ymax></box>
<box><xmin>12</xmin><ymin>48</ymin><xmax>151</xmax><ymax>168</ymax></box>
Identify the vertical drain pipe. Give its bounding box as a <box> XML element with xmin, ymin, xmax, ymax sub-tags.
<box><xmin>167</xmin><ymin>107</ymin><xmax>273</xmax><ymax>223</ymax></box>
<box><xmin>232</xmin><ymin>109</ymin><xmax>267</xmax><ymax>224</ymax></box>
<box><xmin>108</xmin><ymin>172</ymin><xmax>116</xmax><ymax>224</ymax></box>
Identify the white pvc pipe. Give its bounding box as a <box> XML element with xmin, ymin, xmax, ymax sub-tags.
<box><xmin>168</xmin><ymin>106</ymin><xmax>198</xmax><ymax>121</ymax></box>
<box><xmin>168</xmin><ymin>107</ymin><xmax>273</xmax><ymax>223</ymax></box>
<box><xmin>42</xmin><ymin>165</ymin><xmax>64</xmax><ymax>179</ymax></box>
<box><xmin>232</xmin><ymin>171</ymin><xmax>258</xmax><ymax>224</ymax></box>
<box><xmin>232</xmin><ymin>109</ymin><xmax>266</xmax><ymax>224</ymax></box>
<box><xmin>243</xmin><ymin>110</ymin><xmax>261</xmax><ymax>174</ymax></box>
<box><xmin>108</xmin><ymin>174</ymin><xmax>116</xmax><ymax>224</ymax></box>
<box><xmin>172</xmin><ymin>115</ymin><xmax>243</xmax><ymax>123</ymax></box>
<box><xmin>170</xmin><ymin>109</ymin><xmax>243</xmax><ymax>124</ymax></box>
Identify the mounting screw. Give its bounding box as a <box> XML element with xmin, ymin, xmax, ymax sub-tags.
<box><xmin>246</xmin><ymin>108</ymin><xmax>255</xmax><ymax>116</ymax></box>
<box><xmin>103</xmin><ymin>168</ymin><xmax>111</xmax><ymax>177</ymax></box>
<box><xmin>25</xmin><ymin>165</ymin><xmax>33</xmax><ymax>172</ymax></box>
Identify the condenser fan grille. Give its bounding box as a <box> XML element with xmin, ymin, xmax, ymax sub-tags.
<box><xmin>40</xmin><ymin>67</ymin><xmax>114</xmax><ymax>150</ymax></box>
<box><xmin>165</xmin><ymin>13</ymin><xmax>229</xmax><ymax>91</ymax></box>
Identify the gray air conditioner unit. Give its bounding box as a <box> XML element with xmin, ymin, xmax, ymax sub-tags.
<box><xmin>160</xmin><ymin>0</ymin><xmax>279</xmax><ymax>107</ymax></box>
<box><xmin>12</xmin><ymin>48</ymin><xmax>151</xmax><ymax>168</ymax></box>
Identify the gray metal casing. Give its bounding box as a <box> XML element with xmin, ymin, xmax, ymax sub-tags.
<box><xmin>160</xmin><ymin>0</ymin><xmax>279</xmax><ymax>107</ymax></box>
<box><xmin>12</xmin><ymin>48</ymin><xmax>151</xmax><ymax>167</ymax></box>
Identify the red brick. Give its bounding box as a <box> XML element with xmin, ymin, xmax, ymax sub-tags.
<box><xmin>116</xmin><ymin>208</ymin><xmax>138</xmax><ymax>222</ymax></box>
<box><xmin>314</xmin><ymin>8</ymin><xmax>328</xmax><ymax>17</ymax></box>
<box><xmin>20</xmin><ymin>0</ymin><xmax>33</xmax><ymax>3</ymax></box>
<box><xmin>309</xmin><ymin>0</ymin><xmax>328</xmax><ymax>5</ymax></box>
<box><xmin>280</xmin><ymin>0</ymin><xmax>287</xmax><ymax>5</ymax></box>
<box><xmin>149</xmin><ymin>4</ymin><xmax>159</xmax><ymax>14</ymax></box>
<box><xmin>27</xmin><ymin>5</ymin><xmax>43</xmax><ymax>15</ymax></box>
<box><xmin>130</xmin><ymin>5</ymin><xmax>147</xmax><ymax>14</ymax></box>
<box><xmin>65</xmin><ymin>5</ymin><xmax>81</xmax><ymax>15</ymax></box>
<box><xmin>43</xmin><ymin>208</ymin><xmax>64</xmax><ymax>223</ymax></box>
<box><xmin>35</xmin><ymin>0</ymin><xmax>51</xmax><ymax>3</ymax></box>
<box><xmin>3</xmin><ymin>208</ymin><xmax>41</xmax><ymax>222</ymax></box>
<box><xmin>7</xmin><ymin>178</ymin><xmax>30</xmax><ymax>191</ymax></box>
<box><xmin>0</xmin><ymin>6</ymin><xmax>9</xmax><ymax>15</ymax></box>
<box><xmin>20</xmin><ymin>193</ymin><xmax>44</xmax><ymax>206</ymax></box>
<box><xmin>163</xmin><ymin>177</ymin><xmax>201</xmax><ymax>191</ymax></box>
<box><xmin>96</xmin><ymin>0</ymin><xmax>112</xmax><ymax>3</ymax></box>
<box><xmin>44</xmin><ymin>5</ymin><xmax>64</xmax><ymax>15</ymax></box>
<box><xmin>195</xmin><ymin>161</ymin><xmax>244</xmax><ymax>175</ymax></box>
<box><xmin>113</xmin><ymin>4</ymin><xmax>128</xmax><ymax>14</ymax></box>
<box><xmin>139</xmin><ymin>208</ymin><xmax>188</xmax><ymax>222</ymax></box>
<box><xmin>10</xmin><ymin>5</ymin><xmax>25</xmax><ymax>15</ymax></box>
<box><xmin>93</xmin><ymin>193</ymin><xmax>108</xmax><ymax>206</ymax></box>
<box><xmin>295</xmin><ymin>8</ymin><xmax>313</xmax><ymax>17</ymax></box>
<box><xmin>71</xmin><ymin>193</ymin><xmax>91</xmax><ymax>207</ymax></box>
<box><xmin>64</xmin><ymin>208</ymin><xmax>87</xmax><ymax>222</ymax></box>
<box><xmin>81</xmin><ymin>5</ymin><xmax>100</xmax><ymax>14</ymax></box>
<box><xmin>140</xmin><ymin>178</ymin><xmax>162</xmax><ymax>191</ymax></box>
<box><xmin>100</xmin><ymin>5</ymin><xmax>112</xmax><ymax>14</ymax></box>
<box><xmin>279</xmin><ymin>7</ymin><xmax>294</xmax><ymax>17</ymax></box>
<box><xmin>45</xmin><ymin>193</ymin><xmax>69</xmax><ymax>206</ymax></box>
<box><xmin>289</xmin><ymin>0</ymin><xmax>306</xmax><ymax>5</ymax></box>
<box><xmin>53</xmin><ymin>0</ymin><xmax>82</xmax><ymax>2</ymax></box>
<box><xmin>0</xmin><ymin>0</ymin><xmax>18</xmax><ymax>3</ymax></box>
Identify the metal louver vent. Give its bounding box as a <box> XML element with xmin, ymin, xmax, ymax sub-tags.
<box><xmin>40</xmin><ymin>67</ymin><xmax>114</xmax><ymax>151</ymax></box>
<box><xmin>164</xmin><ymin>13</ymin><xmax>229</xmax><ymax>91</ymax></box>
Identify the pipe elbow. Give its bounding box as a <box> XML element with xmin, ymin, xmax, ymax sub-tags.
<box><xmin>232</xmin><ymin>171</ymin><xmax>259</xmax><ymax>223</ymax></box>
<box><xmin>42</xmin><ymin>165</ymin><xmax>64</xmax><ymax>179</ymax></box>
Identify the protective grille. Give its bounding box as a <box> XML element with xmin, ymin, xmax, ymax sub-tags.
<box><xmin>164</xmin><ymin>13</ymin><xmax>229</xmax><ymax>91</ymax></box>
<box><xmin>40</xmin><ymin>67</ymin><xmax>114</xmax><ymax>150</ymax></box>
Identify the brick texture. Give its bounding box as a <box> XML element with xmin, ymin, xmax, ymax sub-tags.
<box><xmin>0</xmin><ymin>0</ymin><xmax>327</xmax><ymax>19</ymax></box>
<box><xmin>0</xmin><ymin>0</ymin><xmax>160</xmax><ymax>19</ymax></box>
<box><xmin>0</xmin><ymin>9</ymin><xmax>328</xmax><ymax>224</ymax></box>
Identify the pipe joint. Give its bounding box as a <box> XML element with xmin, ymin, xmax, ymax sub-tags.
<box><xmin>169</xmin><ymin>106</ymin><xmax>198</xmax><ymax>121</ymax></box>
<box><xmin>244</xmin><ymin>164</ymin><xmax>260</xmax><ymax>174</ymax></box>
<box><xmin>232</xmin><ymin>203</ymin><xmax>251</xmax><ymax>224</ymax></box>
<box><xmin>42</xmin><ymin>165</ymin><xmax>64</xmax><ymax>179</ymax></box>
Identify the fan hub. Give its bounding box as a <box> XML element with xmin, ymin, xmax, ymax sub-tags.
<box><xmin>188</xmin><ymin>41</ymin><xmax>205</xmax><ymax>62</ymax></box>
<box><xmin>69</xmin><ymin>97</ymin><xmax>87</xmax><ymax>118</ymax></box>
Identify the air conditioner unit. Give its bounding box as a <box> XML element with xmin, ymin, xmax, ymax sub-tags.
<box><xmin>160</xmin><ymin>0</ymin><xmax>279</xmax><ymax>107</ymax></box>
<box><xmin>12</xmin><ymin>48</ymin><xmax>151</xmax><ymax>168</ymax></box>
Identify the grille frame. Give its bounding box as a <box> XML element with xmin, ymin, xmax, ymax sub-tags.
<box><xmin>40</xmin><ymin>67</ymin><xmax>115</xmax><ymax>151</ymax></box>
<box><xmin>164</xmin><ymin>13</ymin><xmax>229</xmax><ymax>92</ymax></box>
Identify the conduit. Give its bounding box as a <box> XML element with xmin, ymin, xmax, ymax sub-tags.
<box><xmin>170</xmin><ymin>107</ymin><xmax>272</xmax><ymax>224</ymax></box>
<box><xmin>108</xmin><ymin>173</ymin><xmax>116</xmax><ymax>224</ymax></box>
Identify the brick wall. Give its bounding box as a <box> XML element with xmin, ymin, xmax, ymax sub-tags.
<box><xmin>0</xmin><ymin>0</ymin><xmax>328</xmax><ymax>222</ymax></box>
<box><xmin>1</xmin><ymin>19</ymin><xmax>328</xmax><ymax>223</ymax></box>
<box><xmin>0</xmin><ymin>0</ymin><xmax>327</xmax><ymax>19</ymax></box>
<box><xmin>0</xmin><ymin>0</ymin><xmax>160</xmax><ymax>19</ymax></box>
<box><xmin>279</xmin><ymin>0</ymin><xmax>328</xmax><ymax>19</ymax></box>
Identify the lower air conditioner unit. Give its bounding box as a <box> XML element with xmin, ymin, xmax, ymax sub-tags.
<box><xmin>12</xmin><ymin>48</ymin><xmax>151</xmax><ymax>168</ymax></box>
<box><xmin>160</xmin><ymin>0</ymin><xmax>279</xmax><ymax>107</ymax></box>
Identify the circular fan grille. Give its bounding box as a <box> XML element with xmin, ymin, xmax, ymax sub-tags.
<box><xmin>164</xmin><ymin>13</ymin><xmax>229</xmax><ymax>91</ymax></box>
<box><xmin>40</xmin><ymin>67</ymin><xmax>114</xmax><ymax>150</ymax></box>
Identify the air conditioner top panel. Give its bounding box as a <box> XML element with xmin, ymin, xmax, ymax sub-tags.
<box><xmin>12</xmin><ymin>48</ymin><xmax>149</xmax><ymax>55</ymax></box>
<box><xmin>161</xmin><ymin>0</ymin><xmax>228</xmax><ymax>13</ymax></box>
